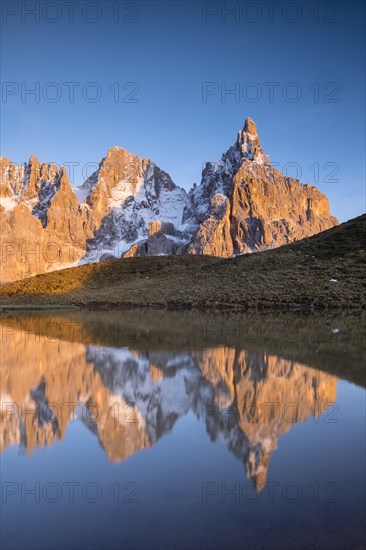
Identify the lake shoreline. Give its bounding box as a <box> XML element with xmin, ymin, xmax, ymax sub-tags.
<box><xmin>0</xmin><ymin>301</ymin><xmax>365</xmax><ymax>312</ymax></box>
<box><xmin>1</xmin><ymin>307</ymin><xmax>365</xmax><ymax>388</ymax></box>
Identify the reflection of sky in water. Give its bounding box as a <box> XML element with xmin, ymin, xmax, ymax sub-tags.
<box><xmin>0</xmin><ymin>317</ymin><xmax>365</xmax><ymax>550</ymax></box>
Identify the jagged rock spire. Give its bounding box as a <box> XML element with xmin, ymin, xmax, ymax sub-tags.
<box><xmin>236</xmin><ymin>117</ymin><xmax>267</xmax><ymax>164</ymax></box>
<box><xmin>244</xmin><ymin>116</ymin><xmax>257</xmax><ymax>135</ymax></box>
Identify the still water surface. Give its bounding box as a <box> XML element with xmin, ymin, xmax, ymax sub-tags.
<box><xmin>0</xmin><ymin>310</ymin><xmax>365</xmax><ymax>550</ymax></box>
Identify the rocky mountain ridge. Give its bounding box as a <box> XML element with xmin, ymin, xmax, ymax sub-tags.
<box><xmin>0</xmin><ymin>117</ymin><xmax>338</xmax><ymax>282</ymax></box>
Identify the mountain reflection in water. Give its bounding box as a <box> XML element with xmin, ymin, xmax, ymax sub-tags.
<box><xmin>0</xmin><ymin>310</ymin><xmax>365</xmax><ymax>550</ymax></box>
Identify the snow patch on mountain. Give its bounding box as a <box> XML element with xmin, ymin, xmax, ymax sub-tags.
<box><xmin>0</xmin><ymin>196</ymin><xmax>18</xmax><ymax>212</ymax></box>
<box><xmin>80</xmin><ymin>154</ymin><xmax>191</xmax><ymax>262</ymax></box>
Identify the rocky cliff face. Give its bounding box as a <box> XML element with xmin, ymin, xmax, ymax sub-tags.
<box><xmin>0</xmin><ymin>149</ymin><xmax>190</xmax><ymax>281</ymax></box>
<box><xmin>79</xmin><ymin>147</ymin><xmax>190</xmax><ymax>262</ymax></box>
<box><xmin>131</xmin><ymin>117</ymin><xmax>338</xmax><ymax>257</ymax></box>
<box><xmin>0</xmin><ymin>157</ymin><xmax>86</xmax><ymax>282</ymax></box>
<box><xmin>0</xmin><ymin>118</ymin><xmax>338</xmax><ymax>282</ymax></box>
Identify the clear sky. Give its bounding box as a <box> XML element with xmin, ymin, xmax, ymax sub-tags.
<box><xmin>1</xmin><ymin>0</ymin><xmax>365</xmax><ymax>222</ymax></box>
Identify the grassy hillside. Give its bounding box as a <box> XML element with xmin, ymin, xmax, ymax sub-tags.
<box><xmin>1</xmin><ymin>214</ymin><xmax>365</xmax><ymax>311</ymax></box>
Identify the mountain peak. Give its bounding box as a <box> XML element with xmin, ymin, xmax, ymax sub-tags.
<box><xmin>105</xmin><ymin>145</ymin><xmax>143</xmax><ymax>162</ymax></box>
<box><xmin>236</xmin><ymin>117</ymin><xmax>266</xmax><ymax>164</ymax></box>
<box><xmin>244</xmin><ymin>117</ymin><xmax>257</xmax><ymax>135</ymax></box>
<box><xmin>28</xmin><ymin>154</ymin><xmax>39</xmax><ymax>166</ymax></box>
<box><xmin>107</xmin><ymin>145</ymin><xmax>128</xmax><ymax>155</ymax></box>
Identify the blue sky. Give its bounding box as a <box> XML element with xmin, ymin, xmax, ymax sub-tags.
<box><xmin>1</xmin><ymin>0</ymin><xmax>365</xmax><ymax>222</ymax></box>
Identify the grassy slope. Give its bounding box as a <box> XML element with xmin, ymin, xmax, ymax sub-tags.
<box><xmin>1</xmin><ymin>214</ymin><xmax>365</xmax><ymax>311</ymax></box>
